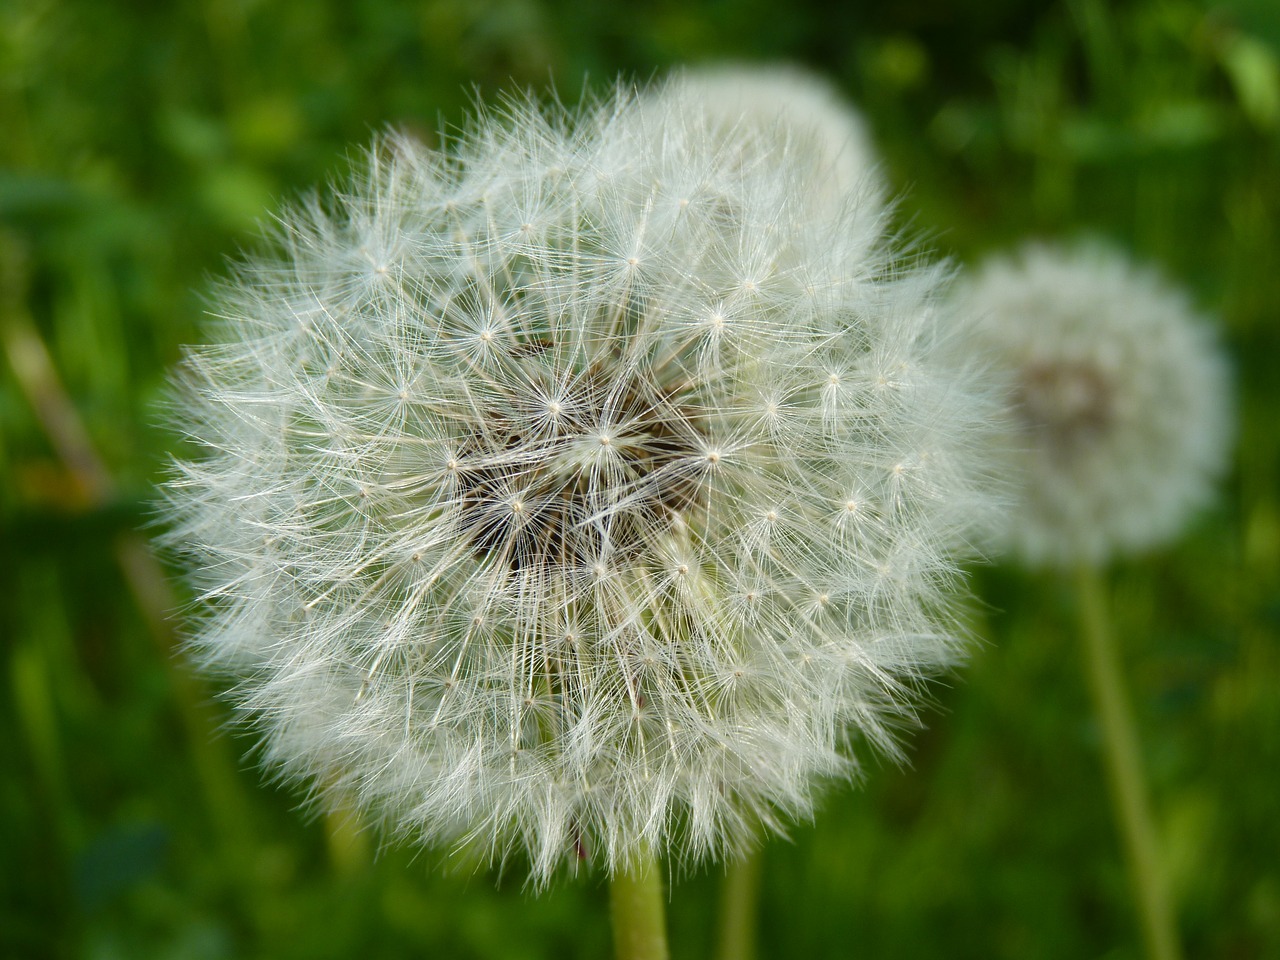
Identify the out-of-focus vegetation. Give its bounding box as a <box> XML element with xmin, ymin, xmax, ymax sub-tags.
<box><xmin>2</xmin><ymin>0</ymin><xmax>1276</xmax><ymax>957</ymax></box>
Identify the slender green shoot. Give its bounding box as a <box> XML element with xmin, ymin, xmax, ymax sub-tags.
<box><xmin>1076</xmin><ymin>565</ymin><xmax>1182</xmax><ymax>960</ymax></box>
<box><xmin>609</xmin><ymin>846</ymin><xmax>670</xmax><ymax>960</ymax></box>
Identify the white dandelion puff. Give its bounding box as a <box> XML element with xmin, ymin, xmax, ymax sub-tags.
<box><xmin>954</xmin><ymin>242</ymin><xmax>1233</xmax><ymax>568</ymax></box>
<box><xmin>646</xmin><ymin>63</ymin><xmax>886</xmax><ymax>213</ymax></box>
<box><xmin>160</xmin><ymin>83</ymin><xmax>996</xmax><ymax>883</ymax></box>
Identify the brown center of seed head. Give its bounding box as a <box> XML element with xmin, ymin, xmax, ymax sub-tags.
<box><xmin>456</xmin><ymin>365</ymin><xmax>707</xmax><ymax>573</ymax></box>
<box><xmin>1014</xmin><ymin>359</ymin><xmax>1115</xmax><ymax>459</ymax></box>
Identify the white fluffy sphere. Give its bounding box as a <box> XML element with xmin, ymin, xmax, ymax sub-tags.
<box><xmin>955</xmin><ymin>243</ymin><xmax>1232</xmax><ymax>568</ymax></box>
<box><xmin>162</xmin><ymin>85</ymin><xmax>995</xmax><ymax>881</ymax></box>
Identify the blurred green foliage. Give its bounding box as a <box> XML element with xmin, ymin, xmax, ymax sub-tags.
<box><xmin>2</xmin><ymin>0</ymin><xmax>1277</xmax><ymax>957</ymax></box>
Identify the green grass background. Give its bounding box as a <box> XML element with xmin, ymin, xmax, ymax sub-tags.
<box><xmin>2</xmin><ymin>0</ymin><xmax>1277</xmax><ymax>957</ymax></box>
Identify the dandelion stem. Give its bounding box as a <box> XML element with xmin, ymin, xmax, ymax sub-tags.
<box><xmin>609</xmin><ymin>846</ymin><xmax>669</xmax><ymax>960</ymax></box>
<box><xmin>1075</xmin><ymin>565</ymin><xmax>1181</xmax><ymax>960</ymax></box>
<box><xmin>715</xmin><ymin>849</ymin><xmax>762</xmax><ymax>960</ymax></box>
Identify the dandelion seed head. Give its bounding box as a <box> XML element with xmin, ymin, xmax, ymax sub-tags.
<box><xmin>955</xmin><ymin>243</ymin><xmax>1232</xmax><ymax>567</ymax></box>
<box><xmin>160</xmin><ymin>82</ymin><xmax>995</xmax><ymax>883</ymax></box>
<box><xmin>653</xmin><ymin>63</ymin><xmax>887</xmax><ymax>210</ymax></box>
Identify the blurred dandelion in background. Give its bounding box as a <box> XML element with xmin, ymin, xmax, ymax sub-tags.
<box><xmin>951</xmin><ymin>241</ymin><xmax>1233</xmax><ymax>960</ymax></box>
<box><xmin>955</xmin><ymin>242</ymin><xmax>1232</xmax><ymax>568</ymax></box>
<box><xmin>647</xmin><ymin>64</ymin><xmax>888</xmax><ymax>211</ymax></box>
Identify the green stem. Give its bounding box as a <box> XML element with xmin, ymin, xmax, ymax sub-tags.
<box><xmin>1075</xmin><ymin>565</ymin><xmax>1182</xmax><ymax>960</ymax></box>
<box><xmin>610</xmin><ymin>846</ymin><xmax>670</xmax><ymax>960</ymax></box>
<box><xmin>716</xmin><ymin>849</ymin><xmax>762</xmax><ymax>960</ymax></box>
